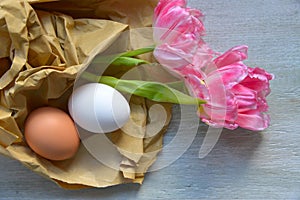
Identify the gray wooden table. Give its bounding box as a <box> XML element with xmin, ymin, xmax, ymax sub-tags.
<box><xmin>1</xmin><ymin>0</ymin><xmax>300</xmax><ymax>199</ymax></box>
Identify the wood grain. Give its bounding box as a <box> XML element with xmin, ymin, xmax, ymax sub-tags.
<box><xmin>1</xmin><ymin>0</ymin><xmax>300</xmax><ymax>199</ymax></box>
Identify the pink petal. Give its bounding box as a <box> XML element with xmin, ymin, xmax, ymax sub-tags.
<box><xmin>214</xmin><ymin>45</ymin><xmax>248</xmax><ymax>68</ymax></box>
<box><xmin>154</xmin><ymin>0</ymin><xmax>187</xmax><ymax>21</ymax></box>
<box><xmin>236</xmin><ymin>111</ymin><xmax>270</xmax><ymax>131</ymax></box>
<box><xmin>153</xmin><ymin>43</ymin><xmax>194</xmax><ymax>71</ymax></box>
<box><xmin>231</xmin><ymin>84</ymin><xmax>258</xmax><ymax>112</ymax></box>
<box><xmin>187</xmin><ymin>74</ymin><xmax>239</xmax><ymax>127</ymax></box>
<box><xmin>201</xmin><ymin>118</ymin><xmax>239</xmax><ymax>130</ymax></box>
<box><xmin>257</xmin><ymin>97</ymin><xmax>269</xmax><ymax>112</ymax></box>
<box><xmin>241</xmin><ymin>67</ymin><xmax>274</xmax><ymax>96</ymax></box>
<box><xmin>202</xmin><ymin>94</ymin><xmax>238</xmax><ymax>124</ymax></box>
<box><xmin>153</xmin><ymin>0</ymin><xmax>205</xmax><ymax>44</ymax></box>
<box><xmin>205</xmin><ymin>63</ymin><xmax>248</xmax><ymax>89</ymax></box>
<box><xmin>192</xmin><ymin>43</ymin><xmax>216</xmax><ymax>69</ymax></box>
<box><xmin>154</xmin><ymin>7</ymin><xmax>204</xmax><ymax>43</ymax></box>
<box><xmin>184</xmin><ymin>73</ymin><xmax>209</xmax><ymax>100</ymax></box>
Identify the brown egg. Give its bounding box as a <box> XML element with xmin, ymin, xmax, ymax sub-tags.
<box><xmin>24</xmin><ymin>107</ymin><xmax>80</xmax><ymax>161</ymax></box>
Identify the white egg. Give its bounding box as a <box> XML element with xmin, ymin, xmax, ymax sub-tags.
<box><xmin>68</xmin><ymin>83</ymin><xmax>130</xmax><ymax>133</ymax></box>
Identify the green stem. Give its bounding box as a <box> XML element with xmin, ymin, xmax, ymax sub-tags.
<box><xmin>81</xmin><ymin>72</ymin><xmax>205</xmax><ymax>105</ymax></box>
<box><xmin>80</xmin><ymin>46</ymin><xmax>206</xmax><ymax>106</ymax></box>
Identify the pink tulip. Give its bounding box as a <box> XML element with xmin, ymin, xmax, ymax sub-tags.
<box><xmin>185</xmin><ymin>46</ymin><xmax>274</xmax><ymax>131</ymax></box>
<box><xmin>152</xmin><ymin>0</ymin><xmax>274</xmax><ymax>131</ymax></box>
<box><xmin>153</xmin><ymin>0</ymin><xmax>212</xmax><ymax>73</ymax></box>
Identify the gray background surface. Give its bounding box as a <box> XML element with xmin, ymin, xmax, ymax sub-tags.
<box><xmin>1</xmin><ymin>0</ymin><xmax>300</xmax><ymax>199</ymax></box>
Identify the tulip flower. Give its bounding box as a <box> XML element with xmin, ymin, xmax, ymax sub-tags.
<box><xmin>185</xmin><ymin>46</ymin><xmax>274</xmax><ymax>131</ymax></box>
<box><xmin>152</xmin><ymin>0</ymin><xmax>213</xmax><ymax>74</ymax></box>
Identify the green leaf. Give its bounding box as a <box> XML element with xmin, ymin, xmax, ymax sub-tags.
<box><xmin>80</xmin><ymin>72</ymin><xmax>100</xmax><ymax>83</ymax></box>
<box><xmin>98</xmin><ymin>76</ymin><xmax>206</xmax><ymax>105</ymax></box>
<box><xmin>91</xmin><ymin>46</ymin><xmax>154</xmax><ymax>67</ymax></box>
<box><xmin>120</xmin><ymin>46</ymin><xmax>155</xmax><ymax>57</ymax></box>
<box><xmin>111</xmin><ymin>57</ymin><xmax>149</xmax><ymax>67</ymax></box>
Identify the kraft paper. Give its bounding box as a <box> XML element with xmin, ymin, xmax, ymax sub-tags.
<box><xmin>0</xmin><ymin>0</ymin><xmax>174</xmax><ymax>189</ymax></box>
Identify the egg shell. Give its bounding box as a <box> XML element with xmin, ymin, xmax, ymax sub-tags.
<box><xmin>24</xmin><ymin>107</ymin><xmax>80</xmax><ymax>161</ymax></box>
<box><xmin>68</xmin><ymin>83</ymin><xmax>130</xmax><ymax>133</ymax></box>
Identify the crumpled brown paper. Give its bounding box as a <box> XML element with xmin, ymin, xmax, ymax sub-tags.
<box><xmin>0</xmin><ymin>0</ymin><xmax>173</xmax><ymax>189</ymax></box>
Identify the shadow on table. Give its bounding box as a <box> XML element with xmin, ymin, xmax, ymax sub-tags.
<box><xmin>180</xmin><ymin>126</ymin><xmax>265</xmax><ymax>194</ymax></box>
